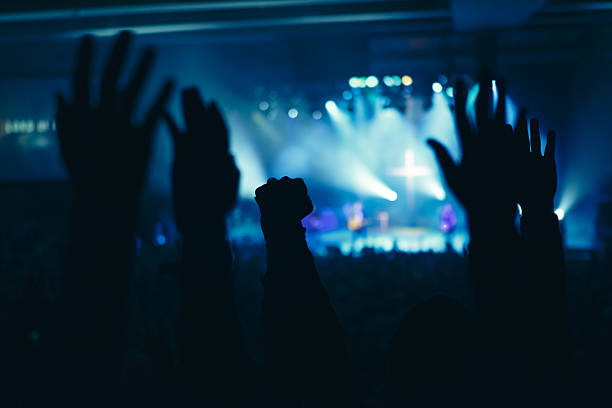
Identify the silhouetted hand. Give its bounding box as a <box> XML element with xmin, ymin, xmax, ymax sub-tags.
<box><xmin>255</xmin><ymin>177</ymin><xmax>313</xmax><ymax>243</ymax></box>
<box><xmin>164</xmin><ymin>88</ymin><xmax>239</xmax><ymax>233</ymax></box>
<box><xmin>516</xmin><ymin>116</ymin><xmax>557</xmax><ymax>215</ymax></box>
<box><xmin>56</xmin><ymin>31</ymin><xmax>173</xmax><ymax>195</ymax></box>
<box><xmin>428</xmin><ymin>75</ymin><xmax>517</xmax><ymax>223</ymax></box>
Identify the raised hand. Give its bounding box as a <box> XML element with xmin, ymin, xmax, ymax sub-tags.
<box><xmin>427</xmin><ymin>75</ymin><xmax>517</xmax><ymax>225</ymax></box>
<box><xmin>255</xmin><ymin>177</ymin><xmax>314</xmax><ymax>242</ymax></box>
<box><xmin>164</xmin><ymin>88</ymin><xmax>239</xmax><ymax>233</ymax></box>
<box><xmin>56</xmin><ymin>31</ymin><xmax>173</xmax><ymax>195</ymax></box>
<box><xmin>515</xmin><ymin>116</ymin><xmax>557</xmax><ymax>216</ymax></box>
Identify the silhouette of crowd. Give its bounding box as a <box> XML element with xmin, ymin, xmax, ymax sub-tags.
<box><xmin>1</xmin><ymin>31</ymin><xmax>611</xmax><ymax>408</ymax></box>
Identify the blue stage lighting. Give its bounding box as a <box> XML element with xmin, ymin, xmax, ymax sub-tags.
<box><xmin>349</xmin><ymin>77</ymin><xmax>361</xmax><ymax>88</ymax></box>
<box><xmin>325</xmin><ymin>100</ymin><xmax>337</xmax><ymax>112</ymax></box>
<box><xmin>555</xmin><ymin>208</ymin><xmax>565</xmax><ymax>221</ymax></box>
<box><xmin>432</xmin><ymin>82</ymin><xmax>443</xmax><ymax>93</ymax></box>
<box><xmin>155</xmin><ymin>234</ymin><xmax>167</xmax><ymax>246</ymax></box>
<box><xmin>366</xmin><ymin>75</ymin><xmax>379</xmax><ymax>88</ymax></box>
<box><xmin>288</xmin><ymin>108</ymin><xmax>298</xmax><ymax>119</ymax></box>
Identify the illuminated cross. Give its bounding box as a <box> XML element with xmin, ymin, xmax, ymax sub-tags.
<box><xmin>388</xmin><ymin>149</ymin><xmax>431</xmax><ymax>226</ymax></box>
<box><xmin>389</xmin><ymin>150</ymin><xmax>431</xmax><ymax>178</ymax></box>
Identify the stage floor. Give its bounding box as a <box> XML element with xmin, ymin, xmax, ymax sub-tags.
<box><xmin>307</xmin><ymin>227</ymin><xmax>469</xmax><ymax>255</ymax></box>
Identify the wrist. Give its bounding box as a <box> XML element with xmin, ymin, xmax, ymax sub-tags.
<box><xmin>261</xmin><ymin>219</ymin><xmax>306</xmax><ymax>247</ymax></box>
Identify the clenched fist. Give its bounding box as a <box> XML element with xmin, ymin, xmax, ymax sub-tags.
<box><xmin>255</xmin><ymin>177</ymin><xmax>313</xmax><ymax>243</ymax></box>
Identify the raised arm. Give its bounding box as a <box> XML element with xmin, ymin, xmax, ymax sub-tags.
<box><xmin>54</xmin><ymin>31</ymin><xmax>172</xmax><ymax>401</ymax></box>
<box><xmin>428</xmin><ymin>75</ymin><xmax>521</xmax><ymax>326</ymax></box>
<box><xmin>164</xmin><ymin>88</ymin><xmax>247</xmax><ymax>403</ymax></box>
<box><xmin>427</xmin><ymin>75</ymin><xmax>527</xmax><ymax>402</ymax></box>
<box><xmin>516</xmin><ymin>117</ymin><xmax>570</xmax><ymax>397</ymax></box>
<box><xmin>256</xmin><ymin>177</ymin><xmax>354</xmax><ymax>407</ymax></box>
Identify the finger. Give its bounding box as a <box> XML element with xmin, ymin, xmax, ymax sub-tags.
<box><xmin>100</xmin><ymin>31</ymin><xmax>131</xmax><ymax>111</ymax></box>
<box><xmin>514</xmin><ymin>108</ymin><xmax>529</xmax><ymax>153</ymax></box>
<box><xmin>453</xmin><ymin>79</ymin><xmax>471</xmax><ymax>151</ymax></box>
<box><xmin>427</xmin><ymin>139</ymin><xmax>458</xmax><ymax>186</ymax></box>
<box><xmin>529</xmin><ymin>118</ymin><xmax>541</xmax><ymax>156</ymax></box>
<box><xmin>494</xmin><ymin>79</ymin><xmax>506</xmax><ymax>124</ymax></box>
<box><xmin>162</xmin><ymin>112</ymin><xmax>181</xmax><ymax>141</ymax></box>
<box><xmin>207</xmin><ymin>101</ymin><xmax>229</xmax><ymax>152</ymax></box>
<box><xmin>73</xmin><ymin>35</ymin><xmax>93</xmax><ymax>108</ymax></box>
<box><xmin>545</xmin><ymin>130</ymin><xmax>556</xmax><ymax>161</ymax></box>
<box><xmin>122</xmin><ymin>47</ymin><xmax>154</xmax><ymax>120</ymax></box>
<box><xmin>143</xmin><ymin>80</ymin><xmax>174</xmax><ymax>136</ymax></box>
<box><xmin>476</xmin><ymin>70</ymin><xmax>493</xmax><ymax>132</ymax></box>
<box><xmin>181</xmin><ymin>87</ymin><xmax>206</xmax><ymax>132</ymax></box>
<box><xmin>267</xmin><ymin>178</ymin><xmax>278</xmax><ymax>184</ymax></box>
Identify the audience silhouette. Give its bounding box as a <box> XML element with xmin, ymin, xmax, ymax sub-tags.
<box><xmin>0</xmin><ymin>29</ymin><xmax>605</xmax><ymax>408</ymax></box>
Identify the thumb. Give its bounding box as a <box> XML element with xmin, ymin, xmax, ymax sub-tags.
<box><xmin>163</xmin><ymin>112</ymin><xmax>181</xmax><ymax>141</ymax></box>
<box><xmin>427</xmin><ymin>139</ymin><xmax>458</xmax><ymax>185</ymax></box>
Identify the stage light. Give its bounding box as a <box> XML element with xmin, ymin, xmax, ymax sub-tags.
<box><xmin>155</xmin><ymin>233</ymin><xmax>167</xmax><ymax>246</ymax></box>
<box><xmin>432</xmin><ymin>186</ymin><xmax>446</xmax><ymax>200</ymax></box>
<box><xmin>388</xmin><ymin>191</ymin><xmax>398</xmax><ymax>202</ymax></box>
<box><xmin>258</xmin><ymin>101</ymin><xmax>269</xmax><ymax>111</ymax></box>
<box><xmin>349</xmin><ymin>76</ymin><xmax>363</xmax><ymax>88</ymax></box>
<box><xmin>392</xmin><ymin>75</ymin><xmax>402</xmax><ymax>86</ymax></box>
<box><xmin>365</xmin><ymin>75</ymin><xmax>379</xmax><ymax>88</ymax></box>
<box><xmin>325</xmin><ymin>100</ymin><xmax>337</xmax><ymax>112</ymax></box>
<box><xmin>383</xmin><ymin>75</ymin><xmax>394</xmax><ymax>87</ymax></box>
<box><xmin>432</xmin><ymin>82</ymin><xmax>443</xmax><ymax>93</ymax></box>
<box><xmin>517</xmin><ymin>204</ymin><xmax>523</xmax><ymax>216</ymax></box>
<box><xmin>492</xmin><ymin>79</ymin><xmax>498</xmax><ymax>107</ymax></box>
<box><xmin>288</xmin><ymin>108</ymin><xmax>298</xmax><ymax>119</ymax></box>
<box><xmin>555</xmin><ymin>208</ymin><xmax>565</xmax><ymax>221</ymax></box>
<box><xmin>312</xmin><ymin>110</ymin><xmax>322</xmax><ymax>120</ymax></box>
<box><xmin>446</xmin><ymin>87</ymin><xmax>454</xmax><ymax>98</ymax></box>
<box><xmin>342</xmin><ymin>90</ymin><xmax>353</xmax><ymax>100</ymax></box>
<box><xmin>401</xmin><ymin>75</ymin><xmax>413</xmax><ymax>86</ymax></box>
<box><xmin>36</xmin><ymin>120</ymin><xmax>49</xmax><ymax>133</ymax></box>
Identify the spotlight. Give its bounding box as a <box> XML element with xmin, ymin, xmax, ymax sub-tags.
<box><xmin>388</xmin><ymin>191</ymin><xmax>398</xmax><ymax>202</ymax></box>
<box><xmin>555</xmin><ymin>208</ymin><xmax>565</xmax><ymax>221</ymax></box>
<box><xmin>325</xmin><ymin>100</ymin><xmax>337</xmax><ymax>111</ymax></box>
<box><xmin>383</xmin><ymin>76</ymin><xmax>394</xmax><ymax>87</ymax></box>
<box><xmin>288</xmin><ymin>108</ymin><xmax>298</xmax><ymax>119</ymax></box>
<box><xmin>401</xmin><ymin>75</ymin><xmax>413</xmax><ymax>86</ymax></box>
<box><xmin>312</xmin><ymin>110</ymin><xmax>322</xmax><ymax>120</ymax></box>
<box><xmin>392</xmin><ymin>75</ymin><xmax>402</xmax><ymax>86</ymax></box>
<box><xmin>258</xmin><ymin>100</ymin><xmax>270</xmax><ymax>111</ymax></box>
<box><xmin>349</xmin><ymin>77</ymin><xmax>366</xmax><ymax>88</ymax></box>
<box><xmin>445</xmin><ymin>87</ymin><xmax>454</xmax><ymax>98</ymax></box>
<box><xmin>432</xmin><ymin>82</ymin><xmax>443</xmax><ymax>93</ymax></box>
<box><xmin>155</xmin><ymin>234</ymin><xmax>167</xmax><ymax>246</ymax></box>
<box><xmin>365</xmin><ymin>75</ymin><xmax>379</xmax><ymax>88</ymax></box>
<box><xmin>342</xmin><ymin>90</ymin><xmax>353</xmax><ymax>100</ymax></box>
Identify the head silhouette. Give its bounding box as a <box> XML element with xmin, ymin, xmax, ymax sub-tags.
<box><xmin>390</xmin><ymin>295</ymin><xmax>474</xmax><ymax>407</ymax></box>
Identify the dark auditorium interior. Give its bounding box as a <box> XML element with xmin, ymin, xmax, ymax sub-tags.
<box><xmin>0</xmin><ymin>1</ymin><xmax>611</xmax><ymax>407</ymax></box>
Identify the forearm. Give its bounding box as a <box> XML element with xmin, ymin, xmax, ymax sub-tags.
<box><xmin>55</xmin><ymin>191</ymin><xmax>139</xmax><ymax>398</ymax></box>
<box><xmin>467</xmin><ymin>214</ymin><xmax>524</xmax><ymax>341</ymax></box>
<box><xmin>178</xmin><ymin>218</ymin><xmax>247</xmax><ymax>397</ymax></box>
<box><xmin>520</xmin><ymin>211</ymin><xmax>569</xmax><ymax>364</ymax></box>
<box><xmin>263</xmin><ymin>225</ymin><xmax>353</xmax><ymax>402</ymax></box>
